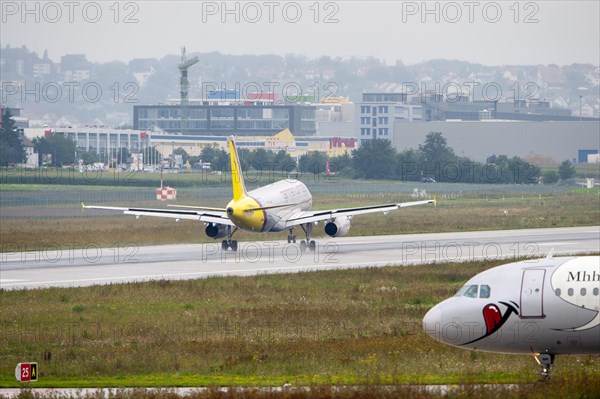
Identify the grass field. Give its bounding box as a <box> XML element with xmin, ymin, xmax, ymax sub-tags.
<box><xmin>1</xmin><ymin>260</ymin><xmax>599</xmax><ymax>393</ymax></box>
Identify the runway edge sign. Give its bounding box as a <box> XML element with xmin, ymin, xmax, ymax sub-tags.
<box><xmin>15</xmin><ymin>363</ymin><xmax>38</xmax><ymax>382</ymax></box>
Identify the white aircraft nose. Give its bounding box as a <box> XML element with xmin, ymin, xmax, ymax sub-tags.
<box><xmin>422</xmin><ymin>304</ymin><xmax>443</xmax><ymax>342</ymax></box>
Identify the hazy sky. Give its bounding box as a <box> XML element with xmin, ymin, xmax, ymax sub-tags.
<box><xmin>1</xmin><ymin>0</ymin><xmax>599</xmax><ymax>66</ymax></box>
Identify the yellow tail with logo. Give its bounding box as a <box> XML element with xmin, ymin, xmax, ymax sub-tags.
<box><xmin>228</xmin><ymin>136</ymin><xmax>248</xmax><ymax>201</ymax></box>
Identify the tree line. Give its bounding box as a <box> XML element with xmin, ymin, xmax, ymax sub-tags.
<box><xmin>349</xmin><ymin>133</ymin><xmax>574</xmax><ymax>184</ymax></box>
<box><xmin>350</xmin><ymin>132</ymin><xmax>543</xmax><ymax>184</ymax></box>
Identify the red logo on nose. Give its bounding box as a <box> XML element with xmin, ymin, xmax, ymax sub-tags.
<box><xmin>463</xmin><ymin>302</ymin><xmax>519</xmax><ymax>346</ymax></box>
<box><xmin>483</xmin><ymin>304</ymin><xmax>502</xmax><ymax>334</ymax></box>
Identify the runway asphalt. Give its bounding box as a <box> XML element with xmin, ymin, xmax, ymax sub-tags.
<box><xmin>1</xmin><ymin>226</ymin><xmax>598</xmax><ymax>290</ymax></box>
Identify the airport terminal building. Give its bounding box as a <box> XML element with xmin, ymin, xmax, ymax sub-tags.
<box><xmin>132</xmin><ymin>103</ymin><xmax>317</xmax><ymax>137</ymax></box>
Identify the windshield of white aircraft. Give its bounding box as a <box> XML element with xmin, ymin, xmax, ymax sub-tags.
<box><xmin>454</xmin><ymin>284</ymin><xmax>491</xmax><ymax>298</ymax></box>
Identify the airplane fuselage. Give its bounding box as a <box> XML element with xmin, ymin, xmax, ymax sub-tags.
<box><xmin>226</xmin><ymin>179</ymin><xmax>312</xmax><ymax>233</ymax></box>
<box><xmin>423</xmin><ymin>256</ymin><xmax>600</xmax><ymax>356</ymax></box>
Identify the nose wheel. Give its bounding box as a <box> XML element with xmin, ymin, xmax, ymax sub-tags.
<box><xmin>535</xmin><ymin>353</ymin><xmax>554</xmax><ymax>379</ymax></box>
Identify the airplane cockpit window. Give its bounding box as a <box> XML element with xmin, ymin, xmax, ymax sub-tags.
<box><xmin>463</xmin><ymin>285</ymin><xmax>479</xmax><ymax>298</ymax></box>
<box><xmin>454</xmin><ymin>285</ymin><xmax>488</xmax><ymax>298</ymax></box>
<box><xmin>480</xmin><ymin>285</ymin><xmax>491</xmax><ymax>298</ymax></box>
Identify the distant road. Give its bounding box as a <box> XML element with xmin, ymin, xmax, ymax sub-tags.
<box><xmin>1</xmin><ymin>227</ymin><xmax>598</xmax><ymax>290</ymax></box>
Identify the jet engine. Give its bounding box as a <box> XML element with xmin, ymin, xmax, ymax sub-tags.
<box><xmin>205</xmin><ymin>223</ymin><xmax>228</xmax><ymax>239</ymax></box>
<box><xmin>324</xmin><ymin>216</ymin><xmax>351</xmax><ymax>237</ymax></box>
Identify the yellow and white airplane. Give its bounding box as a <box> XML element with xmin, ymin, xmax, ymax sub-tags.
<box><xmin>84</xmin><ymin>136</ymin><xmax>435</xmax><ymax>251</ymax></box>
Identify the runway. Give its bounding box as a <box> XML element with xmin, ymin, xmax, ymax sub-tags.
<box><xmin>1</xmin><ymin>226</ymin><xmax>598</xmax><ymax>290</ymax></box>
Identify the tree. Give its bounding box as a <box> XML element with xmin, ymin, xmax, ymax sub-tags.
<box><xmin>396</xmin><ymin>149</ymin><xmax>423</xmax><ymax>181</ymax></box>
<box><xmin>237</xmin><ymin>148</ymin><xmax>252</xmax><ymax>171</ymax></box>
<box><xmin>542</xmin><ymin>170</ymin><xmax>559</xmax><ymax>184</ymax></box>
<box><xmin>200</xmin><ymin>146</ymin><xmax>218</xmax><ymax>164</ymax></box>
<box><xmin>328</xmin><ymin>154</ymin><xmax>353</xmax><ymax>175</ymax></box>
<box><xmin>558</xmin><ymin>160</ymin><xmax>576</xmax><ymax>180</ymax></box>
<box><xmin>487</xmin><ymin>155</ymin><xmax>511</xmax><ymax>184</ymax></box>
<box><xmin>299</xmin><ymin>151</ymin><xmax>328</xmax><ymax>175</ymax></box>
<box><xmin>211</xmin><ymin>149</ymin><xmax>230</xmax><ymax>173</ymax></box>
<box><xmin>249</xmin><ymin>148</ymin><xmax>274</xmax><ymax>171</ymax></box>
<box><xmin>351</xmin><ymin>139</ymin><xmax>396</xmax><ymax>179</ymax></box>
<box><xmin>0</xmin><ymin>109</ymin><xmax>26</xmax><ymax>165</ymax></box>
<box><xmin>484</xmin><ymin>155</ymin><xmax>539</xmax><ymax>184</ymax></box>
<box><xmin>0</xmin><ymin>141</ymin><xmax>21</xmax><ymax>166</ymax></box>
<box><xmin>79</xmin><ymin>151</ymin><xmax>98</xmax><ymax>164</ymax></box>
<box><xmin>172</xmin><ymin>147</ymin><xmax>189</xmax><ymax>164</ymax></box>
<box><xmin>273</xmin><ymin>150</ymin><xmax>295</xmax><ymax>174</ymax></box>
<box><xmin>506</xmin><ymin>156</ymin><xmax>540</xmax><ymax>184</ymax></box>
<box><xmin>33</xmin><ymin>134</ymin><xmax>76</xmax><ymax>166</ymax></box>
<box><xmin>419</xmin><ymin>132</ymin><xmax>456</xmax><ymax>181</ymax></box>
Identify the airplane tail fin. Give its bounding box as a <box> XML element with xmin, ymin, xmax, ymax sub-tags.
<box><xmin>228</xmin><ymin>136</ymin><xmax>248</xmax><ymax>201</ymax></box>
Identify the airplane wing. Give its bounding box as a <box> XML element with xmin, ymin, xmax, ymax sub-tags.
<box><xmin>284</xmin><ymin>198</ymin><xmax>435</xmax><ymax>227</ymax></box>
<box><xmin>82</xmin><ymin>203</ymin><xmax>235</xmax><ymax>226</ymax></box>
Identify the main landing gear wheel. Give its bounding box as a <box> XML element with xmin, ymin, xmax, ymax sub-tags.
<box><xmin>299</xmin><ymin>240</ymin><xmax>317</xmax><ymax>252</ymax></box>
<box><xmin>221</xmin><ymin>225</ymin><xmax>239</xmax><ymax>251</ymax></box>
<box><xmin>299</xmin><ymin>223</ymin><xmax>316</xmax><ymax>252</ymax></box>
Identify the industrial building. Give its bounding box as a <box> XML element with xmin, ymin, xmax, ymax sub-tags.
<box><xmin>393</xmin><ymin>120</ymin><xmax>600</xmax><ymax>164</ymax></box>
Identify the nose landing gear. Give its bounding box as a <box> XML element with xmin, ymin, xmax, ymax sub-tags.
<box><xmin>535</xmin><ymin>353</ymin><xmax>554</xmax><ymax>379</ymax></box>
